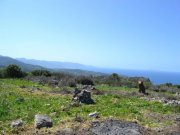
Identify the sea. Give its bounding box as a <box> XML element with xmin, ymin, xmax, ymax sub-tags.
<box><xmin>100</xmin><ymin>69</ymin><xmax>180</xmax><ymax>85</ymax></box>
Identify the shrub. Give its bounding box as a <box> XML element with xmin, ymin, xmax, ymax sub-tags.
<box><xmin>31</xmin><ymin>70</ymin><xmax>51</xmax><ymax>77</ymax></box>
<box><xmin>0</xmin><ymin>69</ymin><xmax>3</xmax><ymax>78</ymax></box>
<box><xmin>76</xmin><ymin>76</ymin><xmax>94</xmax><ymax>85</ymax></box>
<box><xmin>176</xmin><ymin>85</ymin><xmax>180</xmax><ymax>89</ymax></box>
<box><xmin>5</xmin><ymin>64</ymin><xmax>23</xmax><ymax>78</ymax></box>
<box><xmin>67</xmin><ymin>79</ymin><xmax>77</xmax><ymax>87</ymax></box>
<box><xmin>105</xmin><ymin>73</ymin><xmax>122</xmax><ymax>86</ymax></box>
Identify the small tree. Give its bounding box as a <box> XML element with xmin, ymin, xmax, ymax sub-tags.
<box><xmin>5</xmin><ymin>64</ymin><xmax>23</xmax><ymax>78</ymax></box>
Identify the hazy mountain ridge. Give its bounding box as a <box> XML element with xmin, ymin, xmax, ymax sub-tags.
<box><xmin>16</xmin><ymin>58</ymin><xmax>97</xmax><ymax>70</ymax></box>
<box><xmin>0</xmin><ymin>55</ymin><xmax>105</xmax><ymax>76</ymax></box>
<box><xmin>16</xmin><ymin>58</ymin><xmax>106</xmax><ymax>76</ymax></box>
<box><xmin>1</xmin><ymin>55</ymin><xmax>180</xmax><ymax>84</ymax></box>
<box><xmin>0</xmin><ymin>55</ymin><xmax>45</xmax><ymax>71</ymax></box>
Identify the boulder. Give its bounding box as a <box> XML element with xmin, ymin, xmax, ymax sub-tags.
<box><xmin>89</xmin><ymin>112</ymin><xmax>99</xmax><ymax>118</ymax></box>
<box><xmin>72</xmin><ymin>88</ymin><xmax>95</xmax><ymax>104</ymax></box>
<box><xmin>11</xmin><ymin>119</ymin><xmax>23</xmax><ymax>128</ymax></box>
<box><xmin>78</xmin><ymin>90</ymin><xmax>94</xmax><ymax>104</ymax></box>
<box><xmin>35</xmin><ymin>114</ymin><xmax>53</xmax><ymax>129</ymax></box>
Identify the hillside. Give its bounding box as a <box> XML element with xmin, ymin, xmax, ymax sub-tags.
<box><xmin>0</xmin><ymin>55</ymin><xmax>105</xmax><ymax>76</ymax></box>
<box><xmin>17</xmin><ymin>58</ymin><xmax>97</xmax><ymax>71</ymax></box>
<box><xmin>0</xmin><ymin>55</ymin><xmax>45</xmax><ymax>72</ymax></box>
<box><xmin>16</xmin><ymin>58</ymin><xmax>180</xmax><ymax>85</ymax></box>
<box><xmin>0</xmin><ymin>79</ymin><xmax>179</xmax><ymax>134</ymax></box>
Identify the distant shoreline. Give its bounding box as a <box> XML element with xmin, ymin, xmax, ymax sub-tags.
<box><xmin>100</xmin><ymin>69</ymin><xmax>180</xmax><ymax>85</ymax></box>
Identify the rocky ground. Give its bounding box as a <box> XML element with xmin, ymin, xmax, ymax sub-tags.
<box><xmin>12</xmin><ymin>89</ymin><xmax>179</xmax><ymax>135</ymax></box>
<box><xmin>14</xmin><ymin>118</ymin><xmax>180</xmax><ymax>135</ymax></box>
<box><xmin>1</xmin><ymin>78</ymin><xmax>179</xmax><ymax>135</ymax></box>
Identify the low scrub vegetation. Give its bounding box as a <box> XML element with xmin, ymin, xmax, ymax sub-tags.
<box><xmin>0</xmin><ymin>79</ymin><xmax>179</xmax><ymax>134</ymax></box>
<box><xmin>0</xmin><ymin>64</ymin><xmax>179</xmax><ymax>134</ymax></box>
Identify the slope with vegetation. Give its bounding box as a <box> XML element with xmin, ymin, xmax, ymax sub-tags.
<box><xmin>0</xmin><ymin>65</ymin><xmax>179</xmax><ymax>134</ymax></box>
<box><xmin>0</xmin><ymin>55</ymin><xmax>45</xmax><ymax>72</ymax></box>
<box><xmin>0</xmin><ymin>55</ymin><xmax>106</xmax><ymax>76</ymax></box>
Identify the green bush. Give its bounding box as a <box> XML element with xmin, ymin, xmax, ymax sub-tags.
<box><xmin>5</xmin><ymin>64</ymin><xmax>23</xmax><ymax>78</ymax></box>
<box><xmin>76</xmin><ymin>76</ymin><xmax>94</xmax><ymax>85</ymax></box>
<box><xmin>105</xmin><ymin>73</ymin><xmax>122</xmax><ymax>86</ymax></box>
<box><xmin>0</xmin><ymin>69</ymin><xmax>3</xmax><ymax>78</ymax></box>
<box><xmin>31</xmin><ymin>70</ymin><xmax>51</xmax><ymax>77</ymax></box>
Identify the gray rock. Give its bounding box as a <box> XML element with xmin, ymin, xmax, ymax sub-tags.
<box><xmin>90</xmin><ymin>120</ymin><xmax>145</xmax><ymax>135</ymax></box>
<box><xmin>11</xmin><ymin>119</ymin><xmax>23</xmax><ymax>128</ymax></box>
<box><xmin>78</xmin><ymin>90</ymin><xmax>94</xmax><ymax>104</ymax></box>
<box><xmin>63</xmin><ymin>128</ymin><xmax>74</xmax><ymax>135</ymax></box>
<box><xmin>89</xmin><ymin>112</ymin><xmax>99</xmax><ymax>118</ymax></box>
<box><xmin>175</xmin><ymin>117</ymin><xmax>180</xmax><ymax>121</ymax></box>
<box><xmin>35</xmin><ymin>114</ymin><xmax>53</xmax><ymax>129</ymax></box>
<box><xmin>72</xmin><ymin>89</ymin><xmax>95</xmax><ymax>104</ymax></box>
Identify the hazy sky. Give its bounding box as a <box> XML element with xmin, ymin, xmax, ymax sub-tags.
<box><xmin>0</xmin><ymin>0</ymin><xmax>180</xmax><ymax>72</ymax></box>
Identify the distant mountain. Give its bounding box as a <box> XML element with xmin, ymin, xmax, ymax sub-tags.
<box><xmin>16</xmin><ymin>58</ymin><xmax>98</xmax><ymax>71</ymax></box>
<box><xmin>0</xmin><ymin>55</ymin><xmax>105</xmax><ymax>76</ymax></box>
<box><xmin>4</xmin><ymin>56</ymin><xmax>180</xmax><ymax>84</ymax></box>
<box><xmin>16</xmin><ymin>58</ymin><xmax>105</xmax><ymax>76</ymax></box>
<box><xmin>54</xmin><ymin>68</ymin><xmax>106</xmax><ymax>76</ymax></box>
<box><xmin>0</xmin><ymin>55</ymin><xmax>45</xmax><ymax>71</ymax></box>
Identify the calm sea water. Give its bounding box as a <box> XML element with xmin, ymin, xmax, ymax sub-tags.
<box><xmin>101</xmin><ymin>69</ymin><xmax>180</xmax><ymax>85</ymax></box>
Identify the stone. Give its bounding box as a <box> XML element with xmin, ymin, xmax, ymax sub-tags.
<box><xmin>78</xmin><ymin>90</ymin><xmax>94</xmax><ymax>104</ymax></box>
<box><xmin>72</xmin><ymin>88</ymin><xmax>95</xmax><ymax>104</ymax></box>
<box><xmin>89</xmin><ymin>112</ymin><xmax>99</xmax><ymax>118</ymax></box>
<box><xmin>35</xmin><ymin>114</ymin><xmax>53</xmax><ymax>129</ymax></box>
<box><xmin>63</xmin><ymin>128</ymin><xmax>74</xmax><ymax>135</ymax></box>
<box><xmin>73</xmin><ymin>88</ymin><xmax>81</xmax><ymax>97</ymax></box>
<box><xmin>11</xmin><ymin>119</ymin><xmax>23</xmax><ymax>128</ymax></box>
<box><xmin>90</xmin><ymin>119</ymin><xmax>144</xmax><ymax>135</ymax></box>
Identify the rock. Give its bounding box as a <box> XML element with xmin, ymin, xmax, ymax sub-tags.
<box><xmin>89</xmin><ymin>112</ymin><xmax>99</xmax><ymax>118</ymax></box>
<box><xmin>11</xmin><ymin>119</ymin><xmax>23</xmax><ymax>128</ymax></box>
<box><xmin>175</xmin><ymin>117</ymin><xmax>180</xmax><ymax>121</ymax></box>
<box><xmin>141</xmin><ymin>97</ymin><xmax>180</xmax><ymax>106</ymax></box>
<box><xmin>168</xmin><ymin>131</ymin><xmax>180</xmax><ymax>135</ymax></box>
<box><xmin>90</xmin><ymin>119</ymin><xmax>145</xmax><ymax>135</ymax></box>
<box><xmin>70</xmin><ymin>101</ymin><xmax>80</xmax><ymax>107</ymax></box>
<box><xmin>55</xmin><ymin>128</ymin><xmax>74</xmax><ymax>135</ymax></box>
<box><xmin>72</xmin><ymin>89</ymin><xmax>95</xmax><ymax>104</ymax></box>
<box><xmin>34</xmin><ymin>114</ymin><xmax>53</xmax><ymax>129</ymax></box>
<box><xmin>73</xmin><ymin>88</ymin><xmax>81</xmax><ymax>97</ymax></box>
<box><xmin>78</xmin><ymin>90</ymin><xmax>94</xmax><ymax>104</ymax></box>
<box><xmin>63</xmin><ymin>128</ymin><xmax>74</xmax><ymax>135</ymax></box>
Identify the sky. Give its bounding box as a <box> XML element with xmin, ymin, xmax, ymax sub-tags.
<box><xmin>0</xmin><ymin>0</ymin><xmax>180</xmax><ymax>72</ymax></box>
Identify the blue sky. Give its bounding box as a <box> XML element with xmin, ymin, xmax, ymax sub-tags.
<box><xmin>0</xmin><ymin>0</ymin><xmax>180</xmax><ymax>72</ymax></box>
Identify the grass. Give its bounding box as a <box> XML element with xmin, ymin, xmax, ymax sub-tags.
<box><xmin>0</xmin><ymin>79</ymin><xmax>179</xmax><ymax>134</ymax></box>
<box><xmin>95</xmin><ymin>84</ymin><xmax>138</xmax><ymax>91</ymax></box>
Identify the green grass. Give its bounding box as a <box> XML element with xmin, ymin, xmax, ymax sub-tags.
<box><xmin>96</xmin><ymin>84</ymin><xmax>137</xmax><ymax>91</ymax></box>
<box><xmin>0</xmin><ymin>79</ymin><xmax>179</xmax><ymax>134</ymax></box>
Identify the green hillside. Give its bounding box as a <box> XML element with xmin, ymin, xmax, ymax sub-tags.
<box><xmin>0</xmin><ymin>55</ymin><xmax>44</xmax><ymax>72</ymax></box>
<box><xmin>0</xmin><ymin>79</ymin><xmax>179</xmax><ymax>134</ymax></box>
<box><xmin>0</xmin><ymin>55</ymin><xmax>105</xmax><ymax>76</ymax></box>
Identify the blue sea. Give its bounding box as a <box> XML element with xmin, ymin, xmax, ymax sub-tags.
<box><xmin>100</xmin><ymin>69</ymin><xmax>180</xmax><ymax>85</ymax></box>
